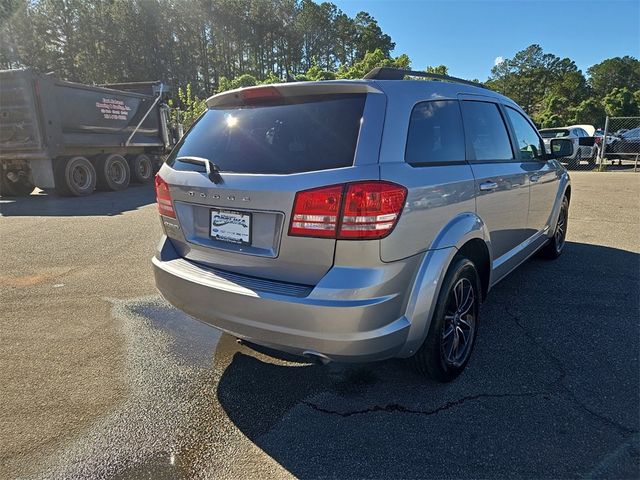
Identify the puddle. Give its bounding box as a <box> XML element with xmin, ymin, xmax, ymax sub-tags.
<box><xmin>31</xmin><ymin>295</ymin><xmax>228</xmax><ymax>480</ymax></box>
<box><xmin>129</xmin><ymin>302</ymin><xmax>222</xmax><ymax>368</ymax></box>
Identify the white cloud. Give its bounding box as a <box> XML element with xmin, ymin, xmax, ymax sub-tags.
<box><xmin>494</xmin><ymin>56</ymin><xmax>505</xmax><ymax>66</ymax></box>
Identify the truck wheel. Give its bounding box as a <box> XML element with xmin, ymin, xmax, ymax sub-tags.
<box><xmin>129</xmin><ymin>154</ymin><xmax>153</xmax><ymax>184</ymax></box>
<box><xmin>408</xmin><ymin>257</ymin><xmax>481</xmax><ymax>382</ymax></box>
<box><xmin>96</xmin><ymin>154</ymin><xmax>130</xmax><ymax>191</ymax></box>
<box><xmin>54</xmin><ymin>156</ymin><xmax>97</xmax><ymax>197</ymax></box>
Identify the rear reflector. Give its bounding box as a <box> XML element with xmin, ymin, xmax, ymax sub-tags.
<box><xmin>155</xmin><ymin>174</ymin><xmax>176</xmax><ymax>218</ymax></box>
<box><xmin>289</xmin><ymin>181</ymin><xmax>407</xmax><ymax>240</ymax></box>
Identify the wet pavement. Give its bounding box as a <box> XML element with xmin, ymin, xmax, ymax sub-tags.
<box><xmin>1</xmin><ymin>173</ymin><xmax>639</xmax><ymax>479</ymax></box>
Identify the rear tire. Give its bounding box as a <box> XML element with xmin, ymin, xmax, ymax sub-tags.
<box><xmin>408</xmin><ymin>257</ymin><xmax>481</xmax><ymax>382</ymax></box>
<box><xmin>96</xmin><ymin>154</ymin><xmax>130</xmax><ymax>191</ymax></box>
<box><xmin>54</xmin><ymin>156</ymin><xmax>97</xmax><ymax>197</ymax></box>
<box><xmin>540</xmin><ymin>196</ymin><xmax>569</xmax><ymax>260</ymax></box>
<box><xmin>129</xmin><ymin>153</ymin><xmax>153</xmax><ymax>184</ymax></box>
<box><xmin>129</xmin><ymin>154</ymin><xmax>154</xmax><ymax>184</ymax></box>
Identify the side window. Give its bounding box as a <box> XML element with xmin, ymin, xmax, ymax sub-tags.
<box><xmin>460</xmin><ymin>101</ymin><xmax>513</xmax><ymax>161</ymax></box>
<box><xmin>405</xmin><ymin>100</ymin><xmax>465</xmax><ymax>165</ymax></box>
<box><xmin>505</xmin><ymin>107</ymin><xmax>545</xmax><ymax>161</ymax></box>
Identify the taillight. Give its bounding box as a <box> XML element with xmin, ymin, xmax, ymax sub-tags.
<box><xmin>338</xmin><ymin>181</ymin><xmax>407</xmax><ymax>239</ymax></box>
<box><xmin>155</xmin><ymin>174</ymin><xmax>176</xmax><ymax>218</ymax></box>
<box><xmin>289</xmin><ymin>181</ymin><xmax>407</xmax><ymax>240</ymax></box>
<box><xmin>289</xmin><ymin>185</ymin><xmax>343</xmax><ymax>237</ymax></box>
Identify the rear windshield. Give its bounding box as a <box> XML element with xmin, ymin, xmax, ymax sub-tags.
<box><xmin>167</xmin><ymin>94</ymin><xmax>366</xmax><ymax>174</ymax></box>
<box><xmin>540</xmin><ymin>129</ymin><xmax>570</xmax><ymax>138</ymax></box>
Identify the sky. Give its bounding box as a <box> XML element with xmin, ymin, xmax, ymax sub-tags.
<box><xmin>330</xmin><ymin>0</ymin><xmax>640</xmax><ymax>80</ymax></box>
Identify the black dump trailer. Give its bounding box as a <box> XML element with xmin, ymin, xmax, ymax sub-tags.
<box><xmin>0</xmin><ymin>68</ymin><xmax>176</xmax><ymax>197</ymax></box>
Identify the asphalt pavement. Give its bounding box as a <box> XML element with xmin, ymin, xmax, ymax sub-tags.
<box><xmin>0</xmin><ymin>172</ymin><xmax>638</xmax><ymax>479</ymax></box>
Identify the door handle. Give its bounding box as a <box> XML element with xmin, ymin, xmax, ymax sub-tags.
<box><xmin>530</xmin><ymin>174</ymin><xmax>541</xmax><ymax>182</ymax></box>
<box><xmin>479</xmin><ymin>181</ymin><xmax>498</xmax><ymax>191</ymax></box>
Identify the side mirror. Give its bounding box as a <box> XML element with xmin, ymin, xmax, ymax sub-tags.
<box><xmin>550</xmin><ymin>138</ymin><xmax>574</xmax><ymax>158</ymax></box>
<box><xmin>578</xmin><ymin>137</ymin><xmax>595</xmax><ymax>147</ymax></box>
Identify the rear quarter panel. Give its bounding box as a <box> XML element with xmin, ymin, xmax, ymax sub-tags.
<box><xmin>379</xmin><ymin>162</ymin><xmax>476</xmax><ymax>261</ymax></box>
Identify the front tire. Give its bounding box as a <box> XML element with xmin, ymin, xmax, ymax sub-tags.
<box><xmin>408</xmin><ymin>257</ymin><xmax>481</xmax><ymax>382</ymax></box>
<box><xmin>540</xmin><ymin>196</ymin><xmax>569</xmax><ymax>259</ymax></box>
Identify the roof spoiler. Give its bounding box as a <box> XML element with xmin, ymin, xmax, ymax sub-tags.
<box><xmin>363</xmin><ymin>67</ymin><xmax>488</xmax><ymax>89</ymax></box>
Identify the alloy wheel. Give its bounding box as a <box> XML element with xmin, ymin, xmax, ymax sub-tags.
<box><xmin>441</xmin><ymin>277</ymin><xmax>476</xmax><ymax>367</ymax></box>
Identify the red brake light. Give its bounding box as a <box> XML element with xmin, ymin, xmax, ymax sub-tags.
<box><xmin>155</xmin><ymin>174</ymin><xmax>176</xmax><ymax>218</ymax></box>
<box><xmin>289</xmin><ymin>181</ymin><xmax>407</xmax><ymax>240</ymax></box>
<box><xmin>338</xmin><ymin>181</ymin><xmax>407</xmax><ymax>239</ymax></box>
<box><xmin>239</xmin><ymin>86</ymin><xmax>282</xmax><ymax>104</ymax></box>
<box><xmin>289</xmin><ymin>185</ymin><xmax>343</xmax><ymax>237</ymax></box>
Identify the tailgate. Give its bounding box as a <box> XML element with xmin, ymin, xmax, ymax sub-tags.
<box><xmin>158</xmin><ymin>83</ymin><xmax>385</xmax><ymax>285</ymax></box>
<box><xmin>0</xmin><ymin>69</ymin><xmax>43</xmax><ymax>151</ymax></box>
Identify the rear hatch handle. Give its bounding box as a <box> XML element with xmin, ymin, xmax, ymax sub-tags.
<box><xmin>176</xmin><ymin>156</ymin><xmax>223</xmax><ymax>184</ymax></box>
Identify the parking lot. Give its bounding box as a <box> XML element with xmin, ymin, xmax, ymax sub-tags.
<box><xmin>1</xmin><ymin>172</ymin><xmax>638</xmax><ymax>479</ymax></box>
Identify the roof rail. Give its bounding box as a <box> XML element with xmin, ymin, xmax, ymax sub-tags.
<box><xmin>363</xmin><ymin>67</ymin><xmax>488</xmax><ymax>89</ymax></box>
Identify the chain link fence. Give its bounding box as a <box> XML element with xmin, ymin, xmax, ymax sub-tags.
<box><xmin>598</xmin><ymin>116</ymin><xmax>640</xmax><ymax>171</ymax></box>
<box><xmin>541</xmin><ymin>117</ymin><xmax>640</xmax><ymax>172</ymax></box>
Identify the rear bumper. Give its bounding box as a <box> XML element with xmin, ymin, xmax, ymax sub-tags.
<box><xmin>153</xmin><ymin>236</ymin><xmax>422</xmax><ymax>362</ymax></box>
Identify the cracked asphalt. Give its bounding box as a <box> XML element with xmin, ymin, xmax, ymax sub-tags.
<box><xmin>1</xmin><ymin>172</ymin><xmax>638</xmax><ymax>479</ymax></box>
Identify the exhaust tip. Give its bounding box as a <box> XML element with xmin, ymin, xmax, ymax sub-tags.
<box><xmin>303</xmin><ymin>351</ymin><xmax>331</xmax><ymax>365</ymax></box>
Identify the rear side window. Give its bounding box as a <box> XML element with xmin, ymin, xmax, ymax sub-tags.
<box><xmin>167</xmin><ymin>94</ymin><xmax>366</xmax><ymax>174</ymax></box>
<box><xmin>505</xmin><ymin>107</ymin><xmax>544</xmax><ymax>161</ymax></box>
<box><xmin>460</xmin><ymin>101</ymin><xmax>513</xmax><ymax>161</ymax></box>
<box><xmin>405</xmin><ymin>100</ymin><xmax>465</xmax><ymax>165</ymax></box>
<box><xmin>540</xmin><ymin>129</ymin><xmax>570</xmax><ymax>138</ymax></box>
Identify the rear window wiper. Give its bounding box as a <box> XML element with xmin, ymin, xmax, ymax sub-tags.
<box><xmin>176</xmin><ymin>156</ymin><xmax>223</xmax><ymax>184</ymax></box>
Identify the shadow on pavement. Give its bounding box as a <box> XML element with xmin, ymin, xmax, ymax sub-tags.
<box><xmin>215</xmin><ymin>241</ymin><xmax>639</xmax><ymax>479</ymax></box>
<box><xmin>0</xmin><ymin>184</ymin><xmax>155</xmax><ymax>217</ymax></box>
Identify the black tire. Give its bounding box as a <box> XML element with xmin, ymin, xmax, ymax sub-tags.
<box><xmin>129</xmin><ymin>154</ymin><xmax>154</xmax><ymax>184</ymax></box>
<box><xmin>408</xmin><ymin>257</ymin><xmax>481</xmax><ymax>382</ymax></box>
<box><xmin>568</xmin><ymin>150</ymin><xmax>581</xmax><ymax>169</ymax></box>
<box><xmin>53</xmin><ymin>156</ymin><xmax>97</xmax><ymax>197</ymax></box>
<box><xmin>540</xmin><ymin>196</ymin><xmax>569</xmax><ymax>260</ymax></box>
<box><xmin>0</xmin><ymin>170</ymin><xmax>34</xmax><ymax>197</ymax></box>
<box><xmin>95</xmin><ymin>154</ymin><xmax>130</xmax><ymax>191</ymax></box>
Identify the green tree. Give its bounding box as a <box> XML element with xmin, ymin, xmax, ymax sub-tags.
<box><xmin>570</xmin><ymin>98</ymin><xmax>606</xmax><ymax>127</ymax></box>
<box><xmin>603</xmin><ymin>87</ymin><xmax>639</xmax><ymax>117</ymax></box>
<box><xmin>425</xmin><ymin>65</ymin><xmax>449</xmax><ymax>75</ymax></box>
<box><xmin>353</xmin><ymin>11</ymin><xmax>394</xmax><ymax>59</ymax></box>
<box><xmin>534</xmin><ymin>94</ymin><xmax>571</xmax><ymax>128</ymax></box>
<box><xmin>337</xmin><ymin>48</ymin><xmax>410</xmax><ymax>79</ymax></box>
<box><xmin>172</xmin><ymin>83</ymin><xmax>206</xmax><ymax>128</ymax></box>
<box><xmin>587</xmin><ymin>56</ymin><xmax>640</xmax><ymax>97</ymax></box>
<box><xmin>486</xmin><ymin>44</ymin><xmax>587</xmax><ymax>116</ymax></box>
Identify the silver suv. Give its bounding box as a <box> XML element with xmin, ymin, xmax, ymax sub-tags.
<box><xmin>153</xmin><ymin>68</ymin><xmax>574</xmax><ymax>382</ymax></box>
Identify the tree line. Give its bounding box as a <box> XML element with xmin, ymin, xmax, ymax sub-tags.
<box><xmin>486</xmin><ymin>45</ymin><xmax>640</xmax><ymax>128</ymax></box>
<box><xmin>1</xmin><ymin>1</ymin><xmax>638</xmax><ymax>129</ymax></box>
<box><xmin>0</xmin><ymin>0</ymin><xmax>396</xmax><ymax>93</ymax></box>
